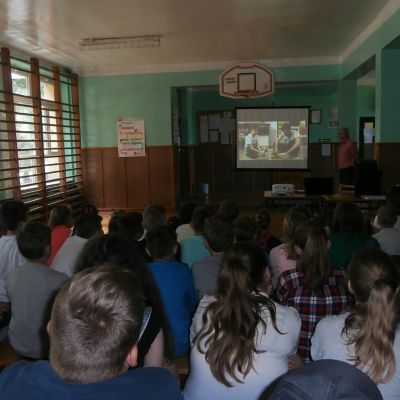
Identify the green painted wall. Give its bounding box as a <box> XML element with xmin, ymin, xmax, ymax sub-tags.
<box><xmin>182</xmin><ymin>83</ymin><xmax>339</xmax><ymax>144</ymax></box>
<box><xmin>79</xmin><ymin>65</ymin><xmax>340</xmax><ymax>148</ymax></box>
<box><xmin>379</xmin><ymin>48</ymin><xmax>400</xmax><ymax>142</ymax></box>
<box><xmin>342</xmin><ymin>9</ymin><xmax>400</xmax><ymax>78</ymax></box>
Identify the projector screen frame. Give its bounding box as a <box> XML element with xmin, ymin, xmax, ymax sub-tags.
<box><xmin>234</xmin><ymin>106</ymin><xmax>311</xmax><ymax>171</ymax></box>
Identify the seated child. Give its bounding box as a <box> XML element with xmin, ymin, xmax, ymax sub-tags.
<box><xmin>255</xmin><ymin>208</ymin><xmax>282</xmax><ymax>255</ymax></box>
<box><xmin>218</xmin><ymin>199</ymin><xmax>240</xmax><ymax>225</ymax></box>
<box><xmin>0</xmin><ymin>266</ymin><xmax>183</xmax><ymax>399</ymax></box>
<box><xmin>180</xmin><ymin>206</ymin><xmax>214</xmax><ymax>268</ymax></box>
<box><xmin>192</xmin><ymin>216</ymin><xmax>234</xmax><ymax>301</ymax></box>
<box><xmin>372</xmin><ymin>205</ymin><xmax>400</xmax><ymax>256</ymax></box>
<box><xmin>146</xmin><ymin>227</ymin><xmax>197</xmax><ymax>357</ymax></box>
<box><xmin>51</xmin><ymin>214</ymin><xmax>103</xmax><ymax>277</ymax></box>
<box><xmin>234</xmin><ymin>216</ymin><xmax>257</xmax><ymax>242</ymax></box>
<box><xmin>176</xmin><ymin>201</ymin><xmax>198</xmax><ymax>243</ymax></box>
<box><xmin>6</xmin><ymin>222</ymin><xmax>68</xmax><ymax>358</ymax></box>
<box><xmin>46</xmin><ymin>204</ymin><xmax>73</xmax><ymax>265</ymax></box>
<box><xmin>0</xmin><ymin>200</ymin><xmax>28</xmax><ymax>329</ymax></box>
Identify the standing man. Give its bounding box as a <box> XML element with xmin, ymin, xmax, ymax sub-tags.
<box><xmin>338</xmin><ymin>127</ymin><xmax>358</xmax><ymax>184</ymax></box>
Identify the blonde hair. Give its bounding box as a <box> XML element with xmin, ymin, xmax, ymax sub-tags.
<box><xmin>343</xmin><ymin>248</ymin><xmax>399</xmax><ymax>383</ymax></box>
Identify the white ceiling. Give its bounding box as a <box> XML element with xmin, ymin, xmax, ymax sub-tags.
<box><xmin>0</xmin><ymin>0</ymin><xmax>397</xmax><ymax>76</ymax></box>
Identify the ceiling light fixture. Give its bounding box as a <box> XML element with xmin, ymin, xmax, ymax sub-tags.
<box><xmin>79</xmin><ymin>35</ymin><xmax>161</xmax><ymax>50</ymax></box>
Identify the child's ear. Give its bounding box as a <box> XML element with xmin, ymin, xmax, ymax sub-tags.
<box><xmin>44</xmin><ymin>245</ymin><xmax>51</xmax><ymax>261</ymax></box>
<box><xmin>264</xmin><ymin>267</ymin><xmax>271</xmax><ymax>282</ymax></box>
<box><xmin>47</xmin><ymin>321</ymin><xmax>52</xmax><ymax>335</ymax></box>
<box><xmin>125</xmin><ymin>344</ymin><xmax>138</xmax><ymax>368</ymax></box>
<box><xmin>294</xmin><ymin>245</ymin><xmax>303</xmax><ymax>256</ymax></box>
<box><xmin>348</xmin><ymin>280</ymin><xmax>354</xmax><ymax>294</ymax></box>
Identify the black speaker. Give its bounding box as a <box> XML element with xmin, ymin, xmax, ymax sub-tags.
<box><xmin>355</xmin><ymin>161</ymin><xmax>382</xmax><ymax>195</ymax></box>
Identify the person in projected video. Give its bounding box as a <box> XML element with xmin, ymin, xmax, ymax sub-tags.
<box><xmin>275</xmin><ymin>123</ymin><xmax>301</xmax><ymax>158</ymax></box>
<box><xmin>244</xmin><ymin>129</ymin><xmax>265</xmax><ymax>159</ymax></box>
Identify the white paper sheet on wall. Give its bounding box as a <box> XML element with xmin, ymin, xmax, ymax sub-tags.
<box><xmin>321</xmin><ymin>143</ymin><xmax>331</xmax><ymax>156</ymax></box>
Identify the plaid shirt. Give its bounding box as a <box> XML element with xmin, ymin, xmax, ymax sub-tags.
<box><xmin>277</xmin><ymin>268</ymin><xmax>348</xmax><ymax>362</ymax></box>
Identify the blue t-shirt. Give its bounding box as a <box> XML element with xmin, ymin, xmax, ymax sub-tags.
<box><xmin>180</xmin><ymin>236</ymin><xmax>211</xmax><ymax>268</ymax></box>
<box><xmin>0</xmin><ymin>360</ymin><xmax>183</xmax><ymax>400</ymax></box>
<box><xmin>147</xmin><ymin>260</ymin><xmax>197</xmax><ymax>357</ymax></box>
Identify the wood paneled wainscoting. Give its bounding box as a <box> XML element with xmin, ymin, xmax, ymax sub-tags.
<box><xmin>176</xmin><ymin>143</ymin><xmax>340</xmax><ymax>200</ymax></box>
<box><xmin>82</xmin><ymin>146</ymin><xmax>175</xmax><ymax>210</ymax></box>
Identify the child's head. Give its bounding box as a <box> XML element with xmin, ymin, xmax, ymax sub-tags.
<box><xmin>283</xmin><ymin>208</ymin><xmax>310</xmax><ymax>239</ymax></box>
<box><xmin>0</xmin><ymin>200</ymin><xmax>28</xmax><ymax>232</ymax></box>
<box><xmin>255</xmin><ymin>209</ymin><xmax>272</xmax><ymax>231</ymax></box>
<box><xmin>114</xmin><ymin>212</ymin><xmax>144</xmax><ymax>241</ymax></box>
<box><xmin>218</xmin><ymin>200</ymin><xmax>240</xmax><ymax>224</ymax></box>
<box><xmin>74</xmin><ymin>214</ymin><xmax>103</xmax><ymax>239</ymax></box>
<box><xmin>191</xmin><ymin>205</ymin><xmax>215</xmax><ymax>234</ymax></box>
<box><xmin>234</xmin><ymin>216</ymin><xmax>257</xmax><ymax>242</ymax></box>
<box><xmin>48</xmin><ymin>204</ymin><xmax>73</xmax><ymax>229</ymax></box>
<box><xmin>203</xmin><ymin>215</ymin><xmax>234</xmax><ymax>254</ymax></box>
<box><xmin>167</xmin><ymin>215</ymin><xmax>181</xmax><ymax>233</ymax></box>
<box><xmin>178</xmin><ymin>201</ymin><xmax>199</xmax><ymax>224</ymax></box>
<box><xmin>345</xmin><ymin>248</ymin><xmax>399</xmax><ymax>383</ymax></box>
<box><xmin>49</xmin><ymin>265</ymin><xmax>144</xmax><ymax>383</ymax></box>
<box><xmin>331</xmin><ymin>201</ymin><xmax>364</xmax><ymax>234</ymax></box>
<box><xmin>143</xmin><ymin>204</ymin><xmax>166</xmax><ymax>231</ymax></box>
<box><xmin>145</xmin><ymin>226</ymin><xmax>177</xmax><ymax>260</ymax></box>
<box><xmin>375</xmin><ymin>205</ymin><xmax>397</xmax><ymax>229</ymax></box>
<box><xmin>108</xmin><ymin>210</ymin><xmax>126</xmax><ymax>233</ymax></box>
<box><xmin>17</xmin><ymin>221</ymin><xmax>51</xmax><ymax>262</ymax></box>
<box><xmin>75</xmin><ymin>233</ymin><xmax>144</xmax><ymax>273</ymax></box>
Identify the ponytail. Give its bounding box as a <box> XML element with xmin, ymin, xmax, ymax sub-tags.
<box><xmin>295</xmin><ymin>222</ymin><xmax>330</xmax><ymax>291</ymax></box>
<box><xmin>194</xmin><ymin>243</ymin><xmax>281</xmax><ymax>387</ymax></box>
<box><xmin>343</xmin><ymin>249</ymin><xmax>399</xmax><ymax>383</ymax></box>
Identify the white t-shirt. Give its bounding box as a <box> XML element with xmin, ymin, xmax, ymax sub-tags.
<box><xmin>176</xmin><ymin>224</ymin><xmax>195</xmax><ymax>243</ymax></box>
<box><xmin>244</xmin><ymin>133</ymin><xmax>259</xmax><ymax>147</ymax></box>
<box><xmin>51</xmin><ymin>235</ymin><xmax>88</xmax><ymax>277</ymax></box>
<box><xmin>394</xmin><ymin>216</ymin><xmax>400</xmax><ymax>231</ymax></box>
<box><xmin>373</xmin><ymin>227</ymin><xmax>400</xmax><ymax>256</ymax></box>
<box><xmin>0</xmin><ymin>236</ymin><xmax>26</xmax><ymax>302</ymax></box>
<box><xmin>311</xmin><ymin>313</ymin><xmax>400</xmax><ymax>400</ymax></box>
<box><xmin>183</xmin><ymin>295</ymin><xmax>301</xmax><ymax>400</ymax></box>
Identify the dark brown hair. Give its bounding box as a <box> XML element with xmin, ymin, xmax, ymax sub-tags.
<box><xmin>294</xmin><ymin>222</ymin><xmax>330</xmax><ymax>292</ymax></box>
<box><xmin>331</xmin><ymin>201</ymin><xmax>365</xmax><ymax>234</ymax></box>
<box><xmin>343</xmin><ymin>248</ymin><xmax>399</xmax><ymax>383</ymax></box>
<box><xmin>49</xmin><ymin>266</ymin><xmax>144</xmax><ymax>383</ymax></box>
<box><xmin>194</xmin><ymin>242</ymin><xmax>281</xmax><ymax>387</ymax></box>
<box><xmin>17</xmin><ymin>221</ymin><xmax>51</xmax><ymax>260</ymax></box>
<box><xmin>283</xmin><ymin>208</ymin><xmax>310</xmax><ymax>260</ymax></box>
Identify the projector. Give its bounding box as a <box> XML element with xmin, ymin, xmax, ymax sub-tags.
<box><xmin>272</xmin><ymin>184</ymin><xmax>295</xmax><ymax>195</ymax></box>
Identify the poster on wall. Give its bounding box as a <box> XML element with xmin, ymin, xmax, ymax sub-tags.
<box><xmin>117</xmin><ymin>117</ymin><xmax>146</xmax><ymax>157</ymax></box>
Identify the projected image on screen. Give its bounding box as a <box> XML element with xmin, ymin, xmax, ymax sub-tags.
<box><xmin>236</xmin><ymin>108</ymin><xmax>309</xmax><ymax>170</ymax></box>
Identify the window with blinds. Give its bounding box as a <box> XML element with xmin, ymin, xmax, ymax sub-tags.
<box><xmin>0</xmin><ymin>47</ymin><xmax>82</xmax><ymax>219</ymax></box>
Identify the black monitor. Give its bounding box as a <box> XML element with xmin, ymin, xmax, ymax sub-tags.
<box><xmin>304</xmin><ymin>177</ymin><xmax>334</xmax><ymax>196</ymax></box>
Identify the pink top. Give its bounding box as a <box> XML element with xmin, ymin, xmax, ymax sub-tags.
<box><xmin>46</xmin><ymin>225</ymin><xmax>71</xmax><ymax>266</ymax></box>
<box><xmin>338</xmin><ymin>139</ymin><xmax>358</xmax><ymax>169</ymax></box>
<box><xmin>269</xmin><ymin>243</ymin><xmax>297</xmax><ymax>289</ymax></box>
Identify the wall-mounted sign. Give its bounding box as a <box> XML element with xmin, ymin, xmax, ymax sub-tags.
<box><xmin>219</xmin><ymin>63</ymin><xmax>274</xmax><ymax>99</ymax></box>
<box><xmin>117</xmin><ymin>117</ymin><xmax>146</xmax><ymax>157</ymax></box>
